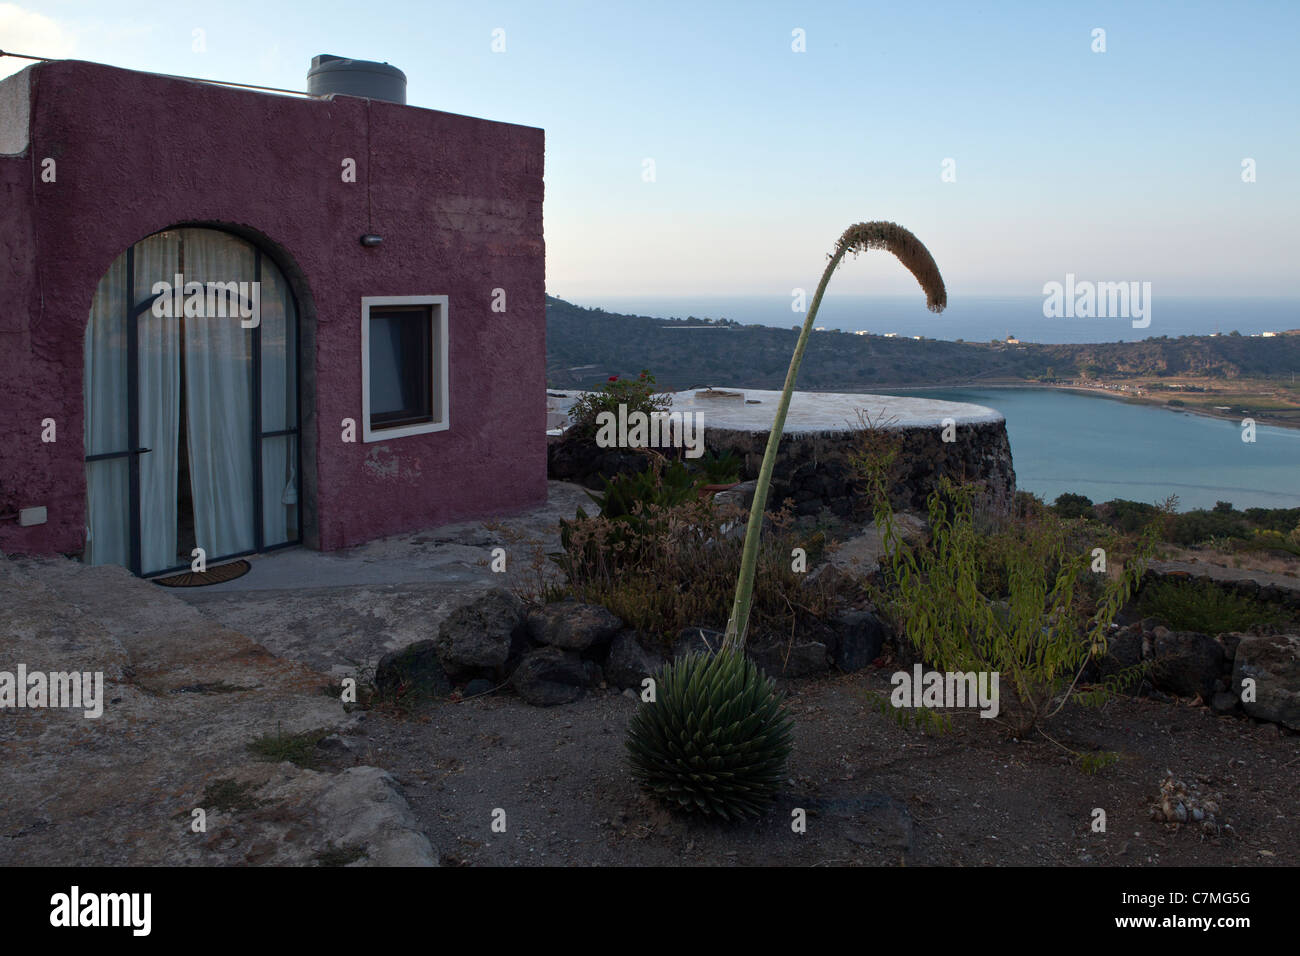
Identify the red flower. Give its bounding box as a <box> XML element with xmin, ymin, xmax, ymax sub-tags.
<box><xmin>608</xmin><ymin>376</ymin><xmax>618</xmax><ymax>382</ymax></box>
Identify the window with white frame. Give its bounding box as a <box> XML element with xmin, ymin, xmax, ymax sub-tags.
<box><xmin>361</xmin><ymin>295</ymin><xmax>449</xmax><ymax>442</ymax></box>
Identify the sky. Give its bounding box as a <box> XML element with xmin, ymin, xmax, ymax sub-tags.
<box><xmin>3</xmin><ymin>0</ymin><xmax>1298</xmax><ymax>302</ymax></box>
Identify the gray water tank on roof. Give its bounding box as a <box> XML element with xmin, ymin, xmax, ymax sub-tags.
<box><xmin>307</xmin><ymin>55</ymin><xmax>407</xmax><ymax>104</ymax></box>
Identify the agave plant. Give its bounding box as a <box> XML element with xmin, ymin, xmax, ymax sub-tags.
<box><xmin>626</xmin><ymin>649</ymin><xmax>793</xmax><ymax>820</ymax></box>
<box><xmin>625</xmin><ymin>222</ymin><xmax>944</xmax><ymax>821</ymax></box>
<box><xmin>723</xmin><ymin>222</ymin><xmax>947</xmax><ymax>651</ymax></box>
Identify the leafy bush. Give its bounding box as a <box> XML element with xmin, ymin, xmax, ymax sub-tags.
<box><xmin>1137</xmin><ymin>578</ymin><xmax>1291</xmax><ymax>633</ymax></box>
<box><xmin>561</xmin><ymin>455</ymin><xmax>702</xmax><ymax>563</ymax></box>
<box><xmin>1168</xmin><ymin>508</ymin><xmax>1250</xmax><ymax>546</ymax></box>
<box><xmin>1013</xmin><ymin>490</ymin><xmax>1048</xmax><ymax>519</ymax></box>
<box><xmin>566</xmin><ymin>369</ymin><xmax>671</xmax><ymax>439</ymax></box>
<box><xmin>1052</xmin><ymin>492</ymin><xmax>1095</xmax><ymax>520</ymax></box>
<box><xmin>1243</xmin><ymin>507</ymin><xmax>1300</xmax><ymax>535</ymax></box>
<box><xmin>1249</xmin><ymin>528</ymin><xmax>1300</xmax><ymax>556</ymax></box>
<box><xmin>1089</xmin><ymin>501</ymin><xmax>1300</xmax><ymax>559</ymax></box>
<box><xmin>1097</xmin><ymin>499</ymin><xmax>1165</xmax><ymax>534</ymax></box>
<box><xmin>967</xmin><ymin>511</ymin><xmax>1107</xmax><ymax>603</ymax></box>
<box><xmin>868</xmin><ymin>477</ymin><xmax>1160</xmax><ymax>738</ymax></box>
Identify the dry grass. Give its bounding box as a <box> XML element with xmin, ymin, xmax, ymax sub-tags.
<box><xmin>556</xmin><ymin>496</ymin><xmax>839</xmax><ymax>649</ymax></box>
<box><xmin>1159</xmin><ymin>543</ymin><xmax>1300</xmax><ymax>578</ymax></box>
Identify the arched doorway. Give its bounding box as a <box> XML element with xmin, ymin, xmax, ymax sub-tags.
<box><xmin>83</xmin><ymin>227</ymin><xmax>301</xmax><ymax>576</ymax></box>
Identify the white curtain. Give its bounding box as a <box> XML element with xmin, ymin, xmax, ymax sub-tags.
<box><xmin>183</xmin><ymin>229</ymin><xmax>255</xmax><ymax>558</ymax></box>
<box><xmin>85</xmin><ymin>227</ymin><xmax>297</xmax><ymax>571</ymax></box>
<box><xmin>135</xmin><ymin>233</ymin><xmax>182</xmax><ymax>574</ymax></box>
<box><xmin>259</xmin><ymin>265</ymin><xmax>297</xmax><ymax>546</ymax></box>
<box><xmin>83</xmin><ymin>256</ymin><xmax>130</xmax><ymax>567</ymax></box>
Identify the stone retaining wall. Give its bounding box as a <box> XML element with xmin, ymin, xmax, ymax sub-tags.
<box><xmin>703</xmin><ymin>421</ymin><xmax>1017</xmax><ymax>518</ymax></box>
<box><xmin>547</xmin><ymin>418</ymin><xmax>1017</xmax><ymax>518</ymax></box>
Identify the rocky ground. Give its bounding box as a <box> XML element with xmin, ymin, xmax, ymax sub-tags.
<box><xmin>351</xmin><ymin>666</ymin><xmax>1297</xmax><ymax>866</ymax></box>
<box><xmin>1</xmin><ymin>484</ymin><xmax>590</xmax><ymax>867</ymax></box>
<box><xmin>3</xmin><ymin>481</ymin><xmax>1297</xmax><ymax>866</ymax></box>
<box><xmin>0</xmin><ymin>553</ymin><xmax>432</xmax><ymax>866</ymax></box>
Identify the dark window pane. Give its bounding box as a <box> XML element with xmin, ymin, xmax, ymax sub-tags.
<box><xmin>370</xmin><ymin>307</ymin><xmax>432</xmax><ymax>427</ymax></box>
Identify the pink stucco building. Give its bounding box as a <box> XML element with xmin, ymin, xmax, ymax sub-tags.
<box><xmin>0</xmin><ymin>57</ymin><xmax>546</xmax><ymax>576</ymax></box>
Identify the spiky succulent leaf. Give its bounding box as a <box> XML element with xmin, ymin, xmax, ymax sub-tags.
<box><xmin>625</xmin><ymin>649</ymin><xmax>793</xmax><ymax>820</ymax></box>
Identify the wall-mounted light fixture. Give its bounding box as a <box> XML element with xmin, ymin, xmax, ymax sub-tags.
<box><xmin>0</xmin><ymin>506</ymin><xmax>47</xmax><ymax>526</ymax></box>
<box><xmin>360</xmin><ymin>234</ymin><xmax>383</xmax><ymax>247</ymax></box>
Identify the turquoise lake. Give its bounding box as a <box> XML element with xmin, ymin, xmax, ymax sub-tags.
<box><xmin>878</xmin><ymin>388</ymin><xmax>1300</xmax><ymax>512</ymax></box>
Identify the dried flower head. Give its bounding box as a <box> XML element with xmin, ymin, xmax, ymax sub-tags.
<box><xmin>835</xmin><ymin>221</ymin><xmax>947</xmax><ymax>313</ymax></box>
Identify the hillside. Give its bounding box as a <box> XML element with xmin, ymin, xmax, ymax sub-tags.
<box><xmin>546</xmin><ymin>295</ymin><xmax>1300</xmax><ymax>393</ymax></box>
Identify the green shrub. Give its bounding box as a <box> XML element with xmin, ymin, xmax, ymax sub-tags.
<box><xmin>1137</xmin><ymin>578</ymin><xmax>1291</xmax><ymax>633</ymax></box>
<box><xmin>1250</xmin><ymin>528</ymin><xmax>1300</xmax><ymax>556</ymax></box>
<box><xmin>1168</xmin><ymin>508</ymin><xmax>1250</xmax><ymax>546</ymax></box>
<box><xmin>566</xmin><ymin>369</ymin><xmax>671</xmax><ymax>439</ymax></box>
<box><xmin>1052</xmin><ymin>492</ymin><xmax>1095</xmax><ymax>520</ymax></box>
<box><xmin>561</xmin><ymin>455</ymin><xmax>702</xmax><ymax>563</ymax></box>
<box><xmin>1098</xmin><ymin>499</ymin><xmax>1165</xmax><ymax>534</ymax></box>
<box><xmin>1243</xmin><ymin>507</ymin><xmax>1300</xmax><ymax>535</ymax></box>
<box><xmin>869</xmin><ymin>477</ymin><xmax>1160</xmax><ymax>737</ymax></box>
<box><xmin>691</xmin><ymin>448</ymin><xmax>742</xmax><ymax>485</ymax></box>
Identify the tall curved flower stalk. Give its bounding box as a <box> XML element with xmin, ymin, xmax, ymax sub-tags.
<box><xmin>721</xmin><ymin>222</ymin><xmax>947</xmax><ymax>652</ymax></box>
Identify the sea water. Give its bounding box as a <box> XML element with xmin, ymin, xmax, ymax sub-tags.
<box><xmin>879</xmin><ymin>387</ymin><xmax>1300</xmax><ymax>511</ymax></box>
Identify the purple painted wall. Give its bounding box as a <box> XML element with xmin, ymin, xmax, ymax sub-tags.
<box><xmin>0</xmin><ymin>59</ymin><xmax>546</xmax><ymax>558</ymax></box>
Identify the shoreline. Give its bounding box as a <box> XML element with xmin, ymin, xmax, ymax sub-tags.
<box><xmin>864</xmin><ymin>381</ymin><xmax>1300</xmax><ymax>431</ymax></box>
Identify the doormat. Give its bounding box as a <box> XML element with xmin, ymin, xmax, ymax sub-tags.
<box><xmin>153</xmin><ymin>559</ymin><xmax>251</xmax><ymax>588</ymax></box>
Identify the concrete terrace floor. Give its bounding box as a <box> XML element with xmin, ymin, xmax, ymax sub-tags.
<box><xmin>176</xmin><ymin>482</ymin><xmax>591</xmax><ymax>679</ymax></box>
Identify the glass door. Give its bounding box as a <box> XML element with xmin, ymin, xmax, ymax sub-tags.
<box><xmin>83</xmin><ymin>228</ymin><xmax>301</xmax><ymax>576</ymax></box>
